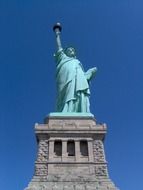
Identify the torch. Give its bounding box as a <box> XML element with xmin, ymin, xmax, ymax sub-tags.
<box><xmin>53</xmin><ymin>22</ymin><xmax>62</xmax><ymax>51</ymax></box>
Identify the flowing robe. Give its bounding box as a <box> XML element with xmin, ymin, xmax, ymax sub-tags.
<box><xmin>55</xmin><ymin>50</ymin><xmax>90</xmax><ymax>112</ymax></box>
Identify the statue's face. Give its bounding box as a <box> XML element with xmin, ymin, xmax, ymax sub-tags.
<box><xmin>65</xmin><ymin>47</ymin><xmax>76</xmax><ymax>58</ymax></box>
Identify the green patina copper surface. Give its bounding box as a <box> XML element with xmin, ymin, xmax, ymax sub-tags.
<box><xmin>49</xmin><ymin>112</ymin><xmax>94</xmax><ymax>117</ymax></box>
<box><xmin>53</xmin><ymin>23</ymin><xmax>97</xmax><ymax>113</ymax></box>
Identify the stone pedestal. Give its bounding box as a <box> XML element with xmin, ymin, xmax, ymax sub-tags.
<box><xmin>25</xmin><ymin>115</ymin><xmax>119</xmax><ymax>190</ymax></box>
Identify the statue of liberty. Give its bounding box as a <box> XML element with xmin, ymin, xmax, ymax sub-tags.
<box><xmin>53</xmin><ymin>23</ymin><xmax>97</xmax><ymax>113</ymax></box>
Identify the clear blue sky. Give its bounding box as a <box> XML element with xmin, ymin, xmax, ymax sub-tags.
<box><xmin>0</xmin><ymin>1</ymin><xmax>143</xmax><ymax>190</ymax></box>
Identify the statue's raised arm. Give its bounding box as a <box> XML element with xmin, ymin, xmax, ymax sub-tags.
<box><xmin>53</xmin><ymin>23</ymin><xmax>63</xmax><ymax>51</ymax></box>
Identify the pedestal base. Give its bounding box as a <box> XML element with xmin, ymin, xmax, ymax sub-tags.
<box><xmin>24</xmin><ymin>115</ymin><xmax>119</xmax><ymax>190</ymax></box>
<box><xmin>25</xmin><ymin>181</ymin><xmax>118</xmax><ymax>190</ymax></box>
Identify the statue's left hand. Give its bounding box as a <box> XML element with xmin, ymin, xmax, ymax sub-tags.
<box><xmin>85</xmin><ymin>67</ymin><xmax>97</xmax><ymax>81</ymax></box>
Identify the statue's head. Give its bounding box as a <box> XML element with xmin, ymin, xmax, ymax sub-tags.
<box><xmin>64</xmin><ymin>47</ymin><xmax>76</xmax><ymax>58</ymax></box>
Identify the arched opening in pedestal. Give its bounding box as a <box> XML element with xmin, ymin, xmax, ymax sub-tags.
<box><xmin>80</xmin><ymin>140</ymin><xmax>88</xmax><ymax>156</ymax></box>
<box><xmin>67</xmin><ymin>140</ymin><xmax>75</xmax><ymax>156</ymax></box>
<box><xmin>54</xmin><ymin>140</ymin><xmax>62</xmax><ymax>156</ymax></box>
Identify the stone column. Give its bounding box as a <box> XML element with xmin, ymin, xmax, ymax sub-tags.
<box><xmin>62</xmin><ymin>140</ymin><xmax>67</xmax><ymax>161</ymax></box>
<box><xmin>75</xmin><ymin>140</ymin><xmax>80</xmax><ymax>161</ymax></box>
<box><xmin>48</xmin><ymin>139</ymin><xmax>54</xmax><ymax>161</ymax></box>
<box><xmin>88</xmin><ymin>140</ymin><xmax>94</xmax><ymax>162</ymax></box>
